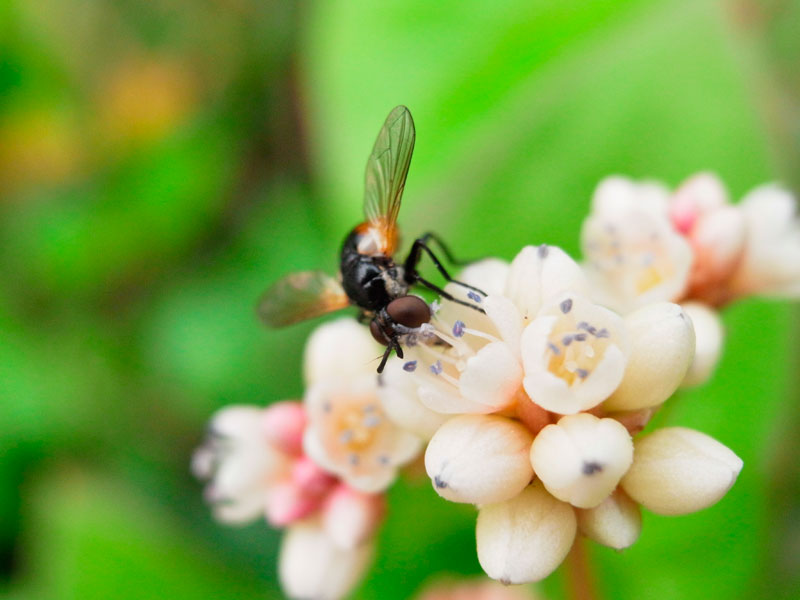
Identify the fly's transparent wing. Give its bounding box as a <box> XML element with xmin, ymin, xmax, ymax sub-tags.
<box><xmin>363</xmin><ymin>105</ymin><xmax>415</xmax><ymax>254</ymax></box>
<box><xmin>257</xmin><ymin>271</ymin><xmax>350</xmax><ymax>327</ymax></box>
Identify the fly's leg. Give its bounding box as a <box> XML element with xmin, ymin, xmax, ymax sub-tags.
<box><xmin>377</xmin><ymin>338</ymin><xmax>403</xmax><ymax>373</ymax></box>
<box><xmin>404</xmin><ymin>236</ymin><xmax>487</xmax><ymax>297</ymax></box>
<box><xmin>413</xmin><ymin>275</ymin><xmax>486</xmax><ymax>314</ymax></box>
<box><xmin>417</xmin><ymin>232</ymin><xmax>476</xmax><ymax>266</ymax></box>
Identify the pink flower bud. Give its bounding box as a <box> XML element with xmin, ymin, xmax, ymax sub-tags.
<box><xmin>266</xmin><ymin>482</ymin><xmax>319</xmax><ymax>527</ymax></box>
<box><xmin>262</xmin><ymin>401</ymin><xmax>306</xmax><ymax>455</ymax></box>
<box><xmin>322</xmin><ymin>485</ymin><xmax>385</xmax><ymax>549</ymax></box>
<box><xmin>291</xmin><ymin>455</ymin><xmax>338</xmax><ymax>496</ymax></box>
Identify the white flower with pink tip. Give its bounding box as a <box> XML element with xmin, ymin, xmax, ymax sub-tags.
<box><xmin>302</xmin><ymin>318</ymin><xmax>425</xmax><ymax>493</ymax></box>
<box><xmin>581</xmin><ymin>172</ymin><xmax>800</xmax><ymax>386</ymax></box>
<box><xmin>194</xmin><ymin>317</ymin><xmax>431</xmax><ymax>600</ymax></box>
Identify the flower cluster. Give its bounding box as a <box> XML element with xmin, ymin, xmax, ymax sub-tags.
<box><xmin>194</xmin><ymin>172</ymin><xmax>800</xmax><ymax>599</ymax></box>
<box><xmin>582</xmin><ymin>173</ymin><xmax>800</xmax><ymax>384</ymax></box>
<box><xmin>390</xmin><ymin>245</ymin><xmax>742</xmax><ymax>583</ymax></box>
<box><xmin>194</xmin><ymin>319</ymin><xmax>423</xmax><ymax>599</ymax></box>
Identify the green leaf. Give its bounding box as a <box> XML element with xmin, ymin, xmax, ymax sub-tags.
<box><xmin>7</xmin><ymin>467</ymin><xmax>278</xmax><ymax>600</ymax></box>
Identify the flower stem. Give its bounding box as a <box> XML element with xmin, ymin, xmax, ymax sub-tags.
<box><xmin>564</xmin><ymin>537</ymin><xmax>599</xmax><ymax>600</ymax></box>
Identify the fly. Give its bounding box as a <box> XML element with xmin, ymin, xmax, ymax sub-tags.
<box><xmin>257</xmin><ymin>106</ymin><xmax>484</xmax><ymax>372</ymax></box>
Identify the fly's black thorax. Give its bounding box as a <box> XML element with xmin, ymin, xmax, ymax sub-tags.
<box><xmin>340</xmin><ymin>230</ymin><xmax>409</xmax><ymax>312</ymax></box>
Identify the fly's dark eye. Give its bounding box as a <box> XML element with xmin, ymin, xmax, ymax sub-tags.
<box><xmin>370</xmin><ymin>319</ymin><xmax>390</xmax><ymax>346</ymax></box>
<box><xmin>386</xmin><ymin>296</ymin><xmax>430</xmax><ymax>329</ymax></box>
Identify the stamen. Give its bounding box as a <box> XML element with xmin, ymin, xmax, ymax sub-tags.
<box><xmin>430</xmin><ymin>325</ymin><xmax>475</xmax><ymax>357</ymax></box>
<box><xmin>596</xmin><ymin>328</ymin><xmax>610</xmax><ymax>338</ymax></box>
<box><xmin>363</xmin><ymin>414</ymin><xmax>381</xmax><ymax>428</ymax></box>
<box><xmin>538</xmin><ymin>244</ymin><xmax>549</xmax><ymax>258</ymax></box>
<box><xmin>349</xmin><ymin>454</ymin><xmax>360</xmax><ymax>466</ymax></box>
<box><xmin>560</xmin><ymin>298</ymin><xmax>573</xmax><ymax>314</ymax></box>
<box><xmin>462</xmin><ymin>326</ymin><xmax>500</xmax><ymax>344</ymax></box>
<box><xmin>418</xmin><ymin>342</ymin><xmax>460</xmax><ymax>366</ymax></box>
<box><xmin>562</xmin><ymin>334</ymin><xmax>574</xmax><ymax>346</ymax></box>
<box><xmin>575</xmin><ymin>368</ymin><xmax>589</xmax><ymax>379</ymax></box>
<box><xmin>340</xmin><ymin>430</ymin><xmax>354</xmax><ymax>444</ymax></box>
<box><xmin>547</xmin><ymin>342</ymin><xmax>561</xmax><ymax>355</ymax></box>
<box><xmin>574</xmin><ymin>333</ymin><xmax>587</xmax><ymax>342</ymax></box>
<box><xmin>467</xmin><ymin>291</ymin><xmax>483</xmax><ymax>303</ymax></box>
<box><xmin>439</xmin><ymin>371</ymin><xmax>461</xmax><ymax>387</ymax></box>
<box><xmin>430</xmin><ymin>360</ymin><xmax>443</xmax><ymax>375</ymax></box>
<box><xmin>576</xmin><ymin>321</ymin><xmax>589</xmax><ymax>331</ymax></box>
<box><xmin>452</xmin><ymin>320</ymin><xmax>465</xmax><ymax>337</ymax></box>
<box><xmin>582</xmin><ymin>461</ymin><xmax>603</xmax><ymax>475</ymax></box>
<box><xmin>378</xmin><ymin>455</ymin><xmax>390</xmax><ymax>465</ymax></box>
<box><xmin>403</xmin><ymin>360</ymin><xmax>418</xmax><ymax>372</ymax></box>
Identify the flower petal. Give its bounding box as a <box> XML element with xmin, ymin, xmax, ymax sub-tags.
<box><xmin>603</xmin><ymin>302</ymin><xmax>694</xmax><ymax>411</ymax></box>
<box><xmin>483</xmin><ymin>295</ymin><xmax>524</xmax><ymax>357</ymax></box>
<box><xmin>279</xmin><ymin>519</ymin><xmax>373</xmax><ymax>600</ymax></box>
<box><xmin>378</xmin><ymin>358</ymin><xmax>448</xmax><ymax>439</ymax></box>
<box><xmin>460</xmin><ymin>342</ymin><xmax>523</xmax><ymax>413</ymax></box>
<box><xmin>322</xmin><ymin>486</ymin><xmax>384</xmax><ymax>550</ymax></box>
<box><xmin>304</xmin><ymin>318</ymin><xmax>382</xmax><ymax>386</ymax></box>
<box><xmin>262</xmin><ymin>401</ymin><xmax>307</xmax><ymax>456</ymax></box>
<box><xmin>669</xmin><ymin>172</ymin><xmax>728</xmax><ymax>234</ymax></box>
<box><xmin>425</xmin><ymin>415</ymin><xmax>534</xmax><ymax>505</ymax></box>
<box><xmin>476</xmin><ymin>481</ymin><xmax>576</xmax><ymax>584</ymax></box>
<box><xmin>521</xmin><ymin>295</ymin><xmax>627</xmax><ymax>414</ymax></box>
<box><xmin>529</xmin><ymin>413</ymin><xmax>633</xmax><ymax>508</ymax></box>
<box><xmin>577</xmin><ymin>489</ymin><xmax>641</xmax><ymax>550</ymax></box>
<box><xmin>418</xmin><ymin>378</ymin><xmax>495</xmax><ymax>415</ymax></box>
<box><xmin>680</xmin><ymin>301</ymin><xmax>724</xmax><ymax>387</ymax></box>
<box><xmin>457</xmin><ymin>258</ymin><xmax>510</xmax><ymax>296</ymax></box>
<box><xmin>582</xmin><ymin>177</ymin><xmax>692</xmax><ymax>313</ymax></box>
<box><xmin>621</xmin><ymin>427</ymin><xmax>743</xmax><ymax>515</ymax></box>
<box><xmin>728</xmin><ymin>184</ymin><xmax>800</xmax><ymax>298</ymax></box>
<box><xmin>505</xmin><ymin>245</ymin><xmax>589</xmax><ymax>318</ymax></box>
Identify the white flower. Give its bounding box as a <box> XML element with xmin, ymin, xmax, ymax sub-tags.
<box><xmin>303</xmin><ymin>318</ymin><xmax>423</xmax><ymax>493</ymax></box>
<box><xmin>576</xmin><ymin>489</ymin><xmax>641</xmax><ymax>550</ymax></box>
<box><xmin>403</xmin><ymin>245</ymin><xmax>694</xmax><ymax>418</ymax></box>
<box><xmin>602</xmin><ymin>301</ymin><xmax>695</xmax><ymax>411</ymax></box>
<box><xmin>378</xmin><ymin>357</ymin><xmax>448</xmax><ymax>440</ymax></box>
<box><xmin>520</xmin><ymin>292</ymin><xmax>628</xmax><ymax>414</ymax></box>
<box><xmin>620</xmin><ymin>427</ymin><xmax>743</xmax><ymax>515</ymax></box>
<box><xmin>424</xmin><ymin>415</ymin><xmax>534</xmax><ymax>504</ymax></box>
<box><xmin>475</xmin><ymin>481</ymin><xmax>577</xmax><ymax>584</ymax></box>
<box><xmin>529</xmin><ymin>413</ymin><xmax>633</xmax><ymax>508</ymax></box>
<box><xmin>581</xmin><ymin>176</ymin><xmax>692</xmax><ymax>313</ymax></box>
<box><xmin>679</xmin><ymin>301</ymin><xmax>724</xmax><ymax>387</ymax></box>
<box><xmin>279</xmin><ymin>518</ymin><xmax>374</xmax><ymax>600</ymax></box>
<box><xmin>405</xmin><ymin>247</ymin><xmax>590</xmax><ymax>416</ymax></box>
<box><xmin>671</xmin><ymin>174</ymin><xmax>746</xmax><ymax>305</ymax></box>
<box><xmin>727</xmin><ymin>184</ymin><xmax>800</xmax><ymax>298</ymax></box>
<box><xmin>321</xmin><ymin>486</ymin><xmax>384</xmax><ymax>550</ymax></box>
<box><xmin>402</xmin><ymin>245</ymin><xmax>621</xmax><ymax>416</ymax></box>
<box><xmin>192</xmin><ymin>405</ymin><xmax>290</xmax><ymax>524</ymax></box>
<box><xmin>579</xmin><ymin>173</ymin><xmax>800</xmax><ymax>385</ymax></box>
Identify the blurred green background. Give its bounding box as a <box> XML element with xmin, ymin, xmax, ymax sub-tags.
<box><xmin>1</xmin><ymin>0</ymin><xmax>799</xmax><ymax>598</ymax></box>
